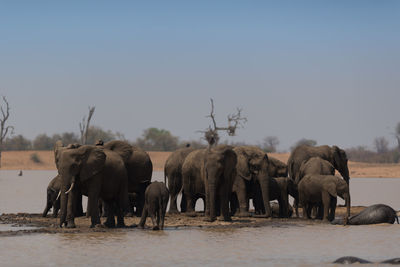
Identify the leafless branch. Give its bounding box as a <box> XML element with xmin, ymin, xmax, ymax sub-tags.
<box><xmin>79</xmin><ymin>106</ymin><xmax>95</xmax><ymax>144</ymax></box>
<box><xmin>0</xmin><ymin>96</ymin><xmax>14</xmax><ymax>168</ymax></box>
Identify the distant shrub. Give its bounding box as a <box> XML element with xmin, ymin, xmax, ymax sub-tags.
<box><xmin>346</xmin><ymin>147</ymin><xmax>400</xmax><ymax>163</ymax></box>
<box><xmin>30</xmin><ymin>153</ymin><xmax>42</xmax><ymax>163</ymax></box>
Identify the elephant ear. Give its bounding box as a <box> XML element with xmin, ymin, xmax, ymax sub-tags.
<box><xmin>325</xmin><ymin>182</ymin><xmax>337</xmax><ymax>198</ymax></box>
<box><xmin>54</xmin><ymin>140</ymin><xmax>64</xmax><ymax>169</ymax></box>
<box><xmin>79</xmin><ymin>146</ymin><xmax>106</xmax><ymax>182</ymax></box>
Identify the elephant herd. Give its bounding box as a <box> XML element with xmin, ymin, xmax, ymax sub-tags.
<box><xmin>43</xmin><ymin>141</ymin><xmax>399</xmax><ymax>230</ymax></box>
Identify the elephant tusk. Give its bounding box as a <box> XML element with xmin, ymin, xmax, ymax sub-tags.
<box><xmin>56</xmin><ymin>191</ymin><xmax>61</xmax><ymax>200</ymax></box>
<box><xmin>65</xmin><ymin>182</ymin><xmax>74</xmax><ymax>194</ymax></box>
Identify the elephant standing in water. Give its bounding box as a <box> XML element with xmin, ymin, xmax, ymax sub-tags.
<box><xmin>182</xmin><ymin>145</ymin><xmax>237</xmax><ymax>222</ymax></box>
<box><xmin>298</xmin><ymin>174</ymin><xmax>350</xmax><ymax>222</ymax></box>
<box><xmin>332</xmin><ymin>204</ymin><xmax>399</xmax><ymax>225</ymax></box>
<box><xmin>288</xmin><ymin>145</ymin><xmax>350</xmax><ymax>185</ymax></box>
<box><xmin>231</xmin><ymin>146</ymin><xmax>272</xmax><ymax>218</ymax></box>
<box><xmin>55</xmin><ymin>141</ymin><xmax>129</xmax><ymax>228</ymax></box>
<box><xmin>182</xmin><ymin>149</ymin><xmax>207</xmax><ymax>215</ymax></box>
<box><xmin>102</xmin><ymin>140</ymin><xmax>153</xmax><ymax>216</ymax></box>
<box><xmin>42</xmin><ymin>175</ymin><xmax>61</xmax><ymax>218</ymax></box>
<box><xmin>164</xmin><ymin>146</ymin><xmax>195</xmax><ymax>213</ymax></box>
<box><xmin>139</xmin><ymin>181</ymin><xmax>169</xmax><ymax>230</ymax></box>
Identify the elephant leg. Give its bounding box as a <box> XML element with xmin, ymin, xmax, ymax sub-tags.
<box><xmin>168</xmin><ymin>184</ymin><xmax>179</xmax><ymax>213</ymax></box>
<box><xmin>322</xmin><ymin>192</ymin><xmax>331</xmax><ymax>222</ymax></box>
<box><xmin>138</xmin><ymin>207</ymin><xmax>148</xmax><ymax>228</ymax></box>
<box><xmin>104</xmin><ymin>201</ymin><xmax>116</xmax><ymax>228</ymax></box>
<box><xmin>148</xmin><ymin>205</ymin><xmax>159</xmax><ymax>230</ymax></box>
<box><xmin>236</xmin><ymin>189</ymin><xmax>250</xmax><ymax>217</ymax></box>
<box><xmin>74</xmin><ymin>191</ymin><xmax>84</xmax><ymax>217</ymax></box>
<box><xmin>42</xmin><ymin>197</ymin><xmax>52</xmax><ymax>218</ymax></box>
<box><xmin>180</xmin><ymin>192</ymin><xmax>187</xmax><ymax>213</ymax></box>
<box><xmin>53</xmin><ymin>199</ymin><xmax>60</xmax><ymax>218</ymax></box>
<box><xmin>184</xmin><ymin>191</ymin><xmax>196</xmax><ymax>217</ymax></box>
<box><xmin>88</xmin><ymin>189</ymin><xmax>101</xmax><ymax>228</ymax></box>
<box><xmin>328</xmin><ymin>197</ymin><xmax>337</xmax><ymax>221</ymax></box>
<box><xmin>219</xmin><ymin>185</ymin><xmax>232</xmax><ymax>221</ymax></box>
<box><xmin>230</xmin><ymin>193</ymin><xmax>239</xmax><ymax>216</ymax></box>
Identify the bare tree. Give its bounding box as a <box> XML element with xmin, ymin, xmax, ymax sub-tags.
<box><xmin>395</xmin><ymin>122</ymin><xmax>400</xmax><ymax>151</ymax></box>
<box><xmin>201</xmin><ymin>98</ymin><xmax>247</xmax><ymax>147</ymax></box>
<box><xmin>262</xmin><ymin>136</ymin><xmax>279</xmax><ymax>152</ymax></box>
<box><xmin>374</xmin><ymin>136</ymin><xmax>389</xmax><ymax>154</ymax></box>
<box><xmin>0</xmin><ymin>96</ymin><xmax>14</xmax><ymax>167</ymax></box>
<box><xmin>79</xmin><ymin>106</ymin><xmax>95</xmax><ymax>145</ymax></box>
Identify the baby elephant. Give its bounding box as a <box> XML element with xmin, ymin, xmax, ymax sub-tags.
<box><xmin>139</xmin><ymin>181</ymin><xmax>169</xmax><ymax>230</ymax></box>
<box><xmin>298</xmin><ymin>175</ymin><xmax>350</xmax><ymax>222</ymax></box>
<box><xmin>42</xmin><ymin>175</ymin><xmax>61</xmax><ymax>217</ymax></box>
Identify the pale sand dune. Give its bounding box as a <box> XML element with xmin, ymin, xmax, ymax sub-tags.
<box><xmin>1</xmin><ymin>150</ymin><xmax>399</xmax><ymax>178</ymax></box>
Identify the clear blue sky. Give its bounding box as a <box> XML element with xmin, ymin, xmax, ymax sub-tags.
<box><xmin>1</xmin><ymin>1</ymin><xmax>399</xmax><ymax>151</ymax></box>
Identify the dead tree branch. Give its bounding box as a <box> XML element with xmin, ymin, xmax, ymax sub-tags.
<box><xmin>0</xmin><ymin>96</ymin><xmax>14</xmax><ymax>168</ymax></box>
<box><xmin>200</xmin><ymin>98</ymin><xmax>246</xmax><ymax>147</ymax></box>
<box><xmin>79</xmin><ymin>106</ymin><xmax>95</xmax><ymax>145</ymax></box>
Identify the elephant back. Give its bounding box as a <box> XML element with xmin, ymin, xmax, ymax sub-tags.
<box><xmin>103</xmin><ymin>140</ymin><xmax>133</xmax><ymax>164</ymax></box>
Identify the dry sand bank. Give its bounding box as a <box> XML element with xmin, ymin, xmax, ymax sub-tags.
<box><xmin>1</xmin><ymin>151</ymin><xmax>400</xmax><ymax>178</ymax></box>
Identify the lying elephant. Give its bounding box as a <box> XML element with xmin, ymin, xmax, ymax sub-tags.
<box><xmin>333</xmin><ymin>256</ymin><xmax>400</xmax><ymax>264</ymax></box>
<box><xmin>139</xmin><ymin>181</ymin><xmax>169</xmax><ymax>230</ymax></box>
<box><xmin>332</xmin><ymin>204</ymin><xmax>399</xmax><ymax>225</ymax></box>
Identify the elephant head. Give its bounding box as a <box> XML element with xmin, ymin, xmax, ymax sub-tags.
<box><xmin>204</xmin><ymin>145</ymin><xmax>237</xmax><ymax>221</ymax></box>
<box><xmin>268</xmin><ymin>157</ymin><xmax>288</xmax><ymax>177</ymax></box>
<box><xmin>324</xmin><ymin>177</ymin><xmax>350</xmax><ymax>222</ymax></box>
<box><xmin>330</xmin><ymin>146</ymin><xmax>350</xmax><ymax>184</ymax></box>
<box><xmin>55</xmin><ymin>143</ymin><xmax>106</xmax><ymax>227</ymax></box>
<box><xmin>235</xmin><ymin>146</ymin><xmax>272</xmax><ymax>217</ymax></box>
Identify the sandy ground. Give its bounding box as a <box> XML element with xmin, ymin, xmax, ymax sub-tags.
<box><xmin>0</xmin><ymin>206</ymin><xmax>365</xmax><ymax>236</ymax></box>
<box><xmin>1</xmin><ymin>150</ymin><xmax>400</xmax><ymax>178</ymax></box>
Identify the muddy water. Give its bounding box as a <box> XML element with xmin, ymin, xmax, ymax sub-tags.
<box><xmin>0</xmin><ymin>171</ymin><xmax>399</xmax><ymax>266</ymax></box>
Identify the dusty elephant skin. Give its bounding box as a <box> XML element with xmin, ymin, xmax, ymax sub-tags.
<box><xmin>332</xmin><ymin>204</ymin><xmax>399</xmax><ymax>225</ymax></box>
<box><xmin>333</xmin><ymin>256</ymin><xmax>400</xmax><ymax>264</ymax></box>
<box><xmin>103</xmin><ymin>140</ymin><xmax>153</xmax><ymax>217</ymax></box>
<box><xmin>164</xmin><ymin>146</ymin><xmax>195</xmax><ymax>213</ymax></box>
<box><xmin>288</xmin><ymin>145</ymin><xmax>350</xmax><ymax>185</ymax></box>
<box><xmin>55</xmin><ymin>142</ymin><xmax>129</xmax><ymax>228</ymax></box>
<box><xmin>231</xmin><ymin>146</ymin><xmax>272</xmax><ymax>218</ymax></box>
<box><xmin>298</xmin><ymin>175</ymin><xmax>350</xmax><ymax>222</ymax></box>
<box><xmin>139</xmin><ymin>181</ymin><xmax>169</xmax><ymax>230</ymax></box>
<box><xmin>42</xmin><ymin>175</ymin><xmax>61</xmax><ymax>218</ymax></box>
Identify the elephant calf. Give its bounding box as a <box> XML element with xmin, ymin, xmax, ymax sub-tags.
<box><xmin>332</xmin><ymin>204</ymin><xmax>399</xmax><ymax>225</ymax></box>
<box><xmin>42</xmin><ymin>175</ymin><xmax>61</xmax><ymax>218</ymax></box>
<box><xmin>139</xmin><ymin>181</ymin><xmax>169</xmax><ymax>230</ymax></box>
<box><xmin>298</xmin><ymin>175</ymin><xmax>350</xmax><ymax>222</ymax></box>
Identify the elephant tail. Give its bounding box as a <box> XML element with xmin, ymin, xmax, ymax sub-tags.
<box><xmin>396</xmin><ymin>211</ymin><xmax>400</xmax><ymax>224</ymax></box>
<box><xmin>164</xmin><ymin>173</ymin><xmax>167</xmax><ymax>187</ymax></box>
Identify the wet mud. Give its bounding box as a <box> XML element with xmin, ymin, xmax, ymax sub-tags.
<box><xmin>0</xmin><ymin>206</ymin><xmax>366</xmax><ymax>236</ymax></box>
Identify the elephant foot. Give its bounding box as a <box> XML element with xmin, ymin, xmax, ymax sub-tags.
<box><xmin>218</xmin><ymin>216</ymin><xmax>232</xmax><ymax>222</ymax></box>
<box><xmin>152</xmin><ymin>226</ymin><xmax>160</xmax><ymax>230</ymax></box>
<box><xmin>104</xmin><ymin>221</ymin><xmax>116</xmax><ymax>228</ymax></box>
<box><xmin>236</xmin><ymin>211</ymin><xmax>251</xmax><ymax>217</ymax></box>
<box><xmin>66</xmin><ymin>221</ymin><xmax>76</xmax><ymax>228</ymax></box>
<box><xmin>204</xmin><ymin>217</ymin><xmax>216</xmax><ymax>222</ymax></box>
<box><xmin>116</xmin><ymin>222</ymin><xmax>126</xmax><ymax>228</ymax></box>
<box><xmin>253</xmin><ymin>214</ymin><xmax>270</xmax><ymax>218</ymax></box>
<box><xmin>168</xmin><ymin>209</ymin><xmax>180</xmax><ymax>214</ymax></box>
<box><xmin>125</xmin><ymin>212</ymin><xmax>134</xmax><ymax>217</ymax></box>
<box><xmin>128</xmin><ymin>224</ymin><xmax>138</xmax><ymax>228</ymax></box>
<box><xmin>185</xmin><ymin>211</ymin><xmax>197</xmax><ymax>217</ymax></box>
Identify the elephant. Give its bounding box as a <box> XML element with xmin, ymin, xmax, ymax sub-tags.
<box><xmin>294</xmin><ymin>157</ymin><xmax>336</xmax><ymax>217</ymax></box>
<box><xmin>333</xmin><ymin>257</ymin><xmax>400</xmax><ymax>264</ymax></box>
<box><xmin>42</xmin><ymin>175</ymin><xmax>61</xmax><ymax>218</ymax></box>
<box><xmin>332</xmin><ymin>204</ymin><xmax>399</xmax><ymax>225</ymax></box>
<box><xmin>298</xmin><ymin>174</ymin><xmax>350</xmax><ymax>222</ymax></box>
<box><xmin>288</xmin><ymin>145</ymin><xmax>350</xmax><ymax>185</ymax></box>
<box><xmin>253</xmin><ymin>177</ymin><xmax>298</xmax><ymax>218</ymax></box>
<box><xmin>182</xmin><ymin>149</ymin><xmax>207</xmax><ymax>215</ymax></box>
<box><xmin>231</xmin><ymin>146</ymin><xmax>272</xmax><ymax>218</ymax></box>
<box><xmin>102</xmin><ymin>140</ymin><xmax>153</xmax><ymax>216</ymax></box>
<box><xmin>164</xmin><ymin>146</ymin><xmax>195</xmax><ymax>213</ymax></box>
<box><xmin>267</xmin><ymin>157</ymin><xmax>288</xmax><ymax>178</ymax></box>
<box><xmin>333</xmin><ymin>256</ymin><xmax>372</xmax><ymax>264</ymax></box>
<box><xmin>139</xmin><ymin>181</ymin><xmax>169</xmax><ymax>230</ymax></box>
<box><xmin>203</xmin><ymin>145</ymin><xmax>237</xmax><ymax>221</ymax></box>
<box><xmin>55</xmin><ymin>142</ymin><xmax>129</xmax><ymax>228</ymax></box>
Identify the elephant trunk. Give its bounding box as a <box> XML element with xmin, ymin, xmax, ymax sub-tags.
<box><xmin>59</xmin><ymin>184</ymin><xmax>68</xmax><ymax>227</ymax></box>
<box><xmin>258</xmin><ymin>174</ymin><xmax>272</xmax><ymax>217</ymax></box>
<box><xmin>208</xmin><ymin>182</ymin><xmax>217</xmax><ymax>222</ymax></box>
<box><xmin>343</xmin><ymin>192</ymin><xmax>351</xmax><ymax>225</ymax></box>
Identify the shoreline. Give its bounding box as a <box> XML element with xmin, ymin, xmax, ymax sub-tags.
<box><xmin>1</xmin><ymin>150</ymin><xmax>400</xmax><ymax>178</ymax></box>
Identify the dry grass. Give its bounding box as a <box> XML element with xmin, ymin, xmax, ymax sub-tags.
<box><xmin>1</xmin><ymin>150</ymin><xmax>400</xmax><ymax>178</ymax></box>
